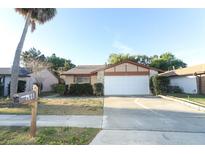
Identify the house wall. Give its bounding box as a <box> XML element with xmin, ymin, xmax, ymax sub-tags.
<box><xmin>61</xmin><ymin>75</ymin><xmax>74</xmax><ymax>85</ymax></box>
<box><xmin>200</xmin><ymin>75</ymin><xmax>205</xmax><ymax>94</ymax></box>
<box><xmin>170</xmin><ymin>76</ymin><xmax>198</xmax><ymax>94</ymax></box>
<box><xmin>3</xmin><ymin>76</ymin><xmax>10</xmax><ymax>96</ymax></box>
<box><xmin>91</xmin><ymin>75</ymin><xmax>97</xmax><ymax>85</ymax></box>
<box><xmin>104</xmin><ymin>62</ymin><xmax>150</xmax><ymax>73</ymax></box>
<box><xmin>126</xmin><ymin>63</ymin><xmax>138</xmax><ymax>72</ymax></box>
<box><xmin>2</xmin><ymin>76</ymin><xmax>30</xmax><ymax>96</ymax></box>
<box><xmin>104</xmin><ymin>62</ymin><xmax>150</xmax><ymax>76</ymax></box>
<box><xmin>28</xmin><ymin>69</ymin><xmax>59</xmax><ymax>92</ymax></box>
<box><xmin>115</xmin><ymin>63</ymin><xmax>126</xmax><ymax>72</ymax></box>
<box><xmin>97</xmin><ymin>70</ymin><xmax>104</xmax><ymax>83</ymax></box>
<box><xmin>150</xmin><ymin>70</ymin><xmax>158</xmax><ymax>77</ymax></box>
<box><xmin>61</xmin><ymin>71</ymin><xmax>104</xmax><ymax>85</ymax></box>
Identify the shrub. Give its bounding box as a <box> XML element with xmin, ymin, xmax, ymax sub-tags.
<box><xmin>0</xmin><ymin>83</ymin><xmax>3</xmax><ymax>97</ymax></box>
<box><xmin>69</xmin><ymin>83</ymin><xmax>93</xmax><ymax>96</ymax></box>
<box><xmin>168</xmin><ymin>85</ymin><xmax>183</xmax><ymax>93</ymax></box>
<box><xmin>150</xmin><ymin>75</ymin><xmax>170</xmax><ymax>95</ymax></box>
<box><xmin>149</xmin><ymin>76</ymin><xmax>154</xmax><ymax>95</ymax></box>
<box><xmin>52</xmin><ymin>84</ymin><xmax>66</xmax><ymax>96</ymax></box>
<box><xmin>93</xmin><ymin>83</ymin><xmax>104</xmax><ymax>96</ymax></box>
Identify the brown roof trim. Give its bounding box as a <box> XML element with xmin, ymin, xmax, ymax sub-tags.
<box><xmin>194</xmin><ymin>71</ymin><xmax>205</xmax><ymax>75</ymax></box>
<box><xmin>102</xmin><ymin>60</ymin><xmax>164</xmax><ymax>73</ymax></box>
<box><xmin>61</xmin><ymin>73</ymin><xmax>93</xmax><ymax>76</ymax></box>
<box><xmin>61</xmin><ymin>73</ymin><xmax>98</xmax><ymax>76</ymax></box>
<box><xmin>60</xmin><ymin>65</ymin><xmax>105</xmax><ymax>75</ymax></box>
<box><xmin>159</xmin><ymin>64</ymin><xmax>205</xmax><ymax>77</ymax></box>
<box><xmin>104</xmin><ymin>71</ymin><xmax>150</xmax><ymax>76</ymax></box>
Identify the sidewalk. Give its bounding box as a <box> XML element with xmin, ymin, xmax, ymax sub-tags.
<box><xmin>0</xmin><ymin>115</ymin><xmax>103</xmax><ymax>128</ymax></box>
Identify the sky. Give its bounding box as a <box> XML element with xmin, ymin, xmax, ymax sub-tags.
<box><xmin>0</xmin><ymin>8</ymin><xmax>205</xmax><ymax>67</ymax></box>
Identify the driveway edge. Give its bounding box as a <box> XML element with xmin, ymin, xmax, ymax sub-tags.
<box><xmin>158</xmin><ymin>95</ymin><xmax>205</xmax><ymax>112</ymax></box>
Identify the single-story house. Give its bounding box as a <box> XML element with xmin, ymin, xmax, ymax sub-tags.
<box><xmin>0</xmin><ymin>68</ymin><xmax>58</xmax><ymax>97</ymax></box>
<box><xmin>60</xmin><ymin>61</ymin><xmax>163</xmax><ymax>96</ymax></box>
<box><xmin>159</xmin><ymin>64</ymin><xmax>205</xmax><ymax>94</ymax></box>
<box><xmin>0</xmin><ymin>67</ymin><xmax>30</xmax><ymax>96</ymax></box>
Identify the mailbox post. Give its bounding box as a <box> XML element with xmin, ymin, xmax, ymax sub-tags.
<box><xmin>30</xmin><ymin>85</ymin><xmax>38</xmax><ymax>137</ymax></box>
<box><xmin>12</xmin><ymin>85</ymin><xmax>39</xmax><ymax>138</ymax></box>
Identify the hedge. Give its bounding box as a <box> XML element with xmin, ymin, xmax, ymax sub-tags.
<box><xmin>69</xmin><ymin>83</ymin><xmax>93</xmax><ymax>96</ymax></box>
<box><xmin>93</xmin><ymin>83</ymin><xmax>104</xmax><ymax>96</ymax></box>
<box><xmin>150</xmin><ymin>75</ymin><xmax>170</xmax><ymax>95</ymax></box>
<box><xmin>52</xmin><ymin>84</ymin><xmax>66</xmax><ymax>96</ymax></box>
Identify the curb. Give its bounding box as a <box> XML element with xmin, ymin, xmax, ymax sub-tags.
<box><xmin>158</xmin><ymin>95</ymin><xmax>205</xmax><ymax>112</ymax></box>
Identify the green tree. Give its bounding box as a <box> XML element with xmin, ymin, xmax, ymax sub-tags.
<box><xmin>10</xmin><ymin>8</ymin><xmax>57</xmax><ymax>98</ymax></box>
<box><xmin>150</xmin><ymin>52</ymin><xmax>187</xmax><ymax>71</ymax></box>
<box><xmin>21</xmin><ymin>48</ymin><xmax>75</xmax><ymax>72</ymax></box>
<box><xmin>108</xmin><ymin>53</ymin><xmax>150</xmax><ymax>65</ymax></box>
<box><xmin>47</xmin><ymin>53</ymin><xmax>75</xmax><ymax>71</ymax></box>
<box><xmin>21</xmin><ymin>48</ymin><xmax>46</xmax><ymax>66</ymax></box>
<box><xmin>21</xmin><ymin>48</ymin><xmax>51</xmax><ymax>72</ymax></box>
<box><xmin>136</xmin><ymin>55</ymin><xmax>151</xmax><ymax>65</ymax></box>
<box><xmin>107</xmin><ymin>52</ymin><xmax>187</xmax><ymax>71</ymax></box>
<box><xmin>108</xmin><ymin>53</ymin><xmax>136</xmax><ymax>64</ymax></box>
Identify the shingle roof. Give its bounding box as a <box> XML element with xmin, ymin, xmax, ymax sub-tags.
<box><xmin>0</xmin><ymin>67</ymin><xmax>31</xmax><ymax>77</ymax></box>
<box><xmin>104</xmin><ymin>60</ymin><xmax>164</xmax><ymax>73</ymax></box>
<box><xmin>61</xmin><ymin>65</ymin><xmax>105</xmax><ymax>75</ymax></box>
<box><xmin>159</xmin><ymin>64</ymin><xmax>205</xmax><ymax>77</ymax></box>
<box><xmin>61</xmin><ymin>61</ymin><xmax>164</xmax><ymax>75</ymax></box>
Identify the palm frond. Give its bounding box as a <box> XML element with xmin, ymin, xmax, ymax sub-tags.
<box><xmin>15</xmin><ymin>8</ymin><xmax>57</xmax><ymax>32</ymax></box>
<box><xmin>31</xmin><ymin>20</ymin><xmax>36</xmax><ymax>32</ymax></box>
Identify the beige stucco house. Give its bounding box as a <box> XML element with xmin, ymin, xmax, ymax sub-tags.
<box><xmin>61</xmin><ymin>61</ymin><xmax>163</xmax><ymax>95</ymax></box>
<box><xmin>27</xmin><ymin>69</ymin><xmax>59</xmax><ymax>92</ymax></box>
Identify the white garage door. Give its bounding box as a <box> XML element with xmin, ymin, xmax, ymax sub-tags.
<box><xmin>104</xmin><ymin>76</ymin><xmax>150</xmax><ymax>95</ymax></box>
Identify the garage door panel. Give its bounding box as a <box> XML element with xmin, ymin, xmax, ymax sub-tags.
<box><xmin>104</xmin><ymin>76</ymin><xmax>150</xmax><ymax>95</ymax></box>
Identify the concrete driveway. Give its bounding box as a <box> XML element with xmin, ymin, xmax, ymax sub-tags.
<box><xmin>91</xmin><ymin>96</ymin><xmax>205</xmax><ymax>144</ymax></box>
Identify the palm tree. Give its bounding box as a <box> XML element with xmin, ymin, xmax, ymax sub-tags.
<box><xmin>10</xmin><ymin>8</ymin><xmax>57</xmax><ymax>98</ymax></box>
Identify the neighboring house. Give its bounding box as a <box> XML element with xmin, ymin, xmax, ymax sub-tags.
<box><xmin>61</xmin><ymin>61</ymin><xmax>163</xmax><ymax>96</ymax></box>
<box><xmin>0</xmin><ymin>68</ymin><xmax>30</xmax><ymax>96</ymax></box>
<box><xmin>27</xmin><ymin>69</ymin><xmax>59</xmax><ymax>92</ymax></box>
<box><xmin>159</xmin><ymin>64</ymin><xmax>205</xmax><ymax>94</ymax></box>
<box><xmin>0</xmin><ymin>68</ymin><xmax>59</xmax><ymax>97</ymax></box>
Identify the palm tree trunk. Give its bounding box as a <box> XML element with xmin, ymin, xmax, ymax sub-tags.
<box><xmin>10</xmin><ymin>13</ymin><xmax>31</xmax><ymax>98</ymax></box>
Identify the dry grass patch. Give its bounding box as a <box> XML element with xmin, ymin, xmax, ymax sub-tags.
<box><xmin>0</xmin><ymin>97</ymin><xmax>104</xmax><ymax>115</ymax></box>
<box><xmin>38</xmin><ymin>97</ymin><xmax>104</xmax><ymax>115</ymax></box>
<box><xmin>0</xmin><ymin>98</ymin><xmax>30</xmax><ymax>114</ymax></box>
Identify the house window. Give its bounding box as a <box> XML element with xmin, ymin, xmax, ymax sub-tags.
<box><xmin>76</xmin><ymin>77</ymin><xmax>90</xmax><ymax>84</ymax></box>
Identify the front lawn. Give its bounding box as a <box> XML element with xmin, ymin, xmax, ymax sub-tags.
<box><xmin>167</xmin><ymin>93</ymin><xmax>205</xmax><ymax>106</ymax></box>
<box><xmin>0</xmin><ymin>126</ymin><xmax>100</xmax><ymax>145</ymax></box>
<box><xmin>0</xmin><ymin>97</ymin><xmax>104</xmax><ymax>115</ymax></box>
